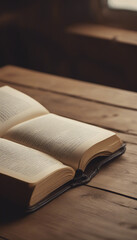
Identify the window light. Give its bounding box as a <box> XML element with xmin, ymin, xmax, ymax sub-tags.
<box><xmin>108</xmin><ymin>0</ymin><xmax>137</xmax><ymax>11</ymax></box>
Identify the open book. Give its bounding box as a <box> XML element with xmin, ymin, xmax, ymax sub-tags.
<box><xmin>0</xmin><ymin>86</ymin><xmax>125</xmax><ymax>212</ymax></box>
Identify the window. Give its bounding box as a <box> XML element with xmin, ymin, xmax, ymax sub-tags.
<box><xmin>90</xmin><ymin>0</ymin><xmax>137</xmax><ymax>31</ymax></box>
<box><xmin>108</xmin><ymin>0</ymin><xmax>137</xmax><ymax>12</ymax></box>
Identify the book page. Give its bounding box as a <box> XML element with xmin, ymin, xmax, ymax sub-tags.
<box><xmin>4</xmin><ymin>114</ymin><xmax>116</xmax><ymax>170</ymax></box>
<box><xmin>0</xmin><ymin>86</ymin><xmax>48</xmax><ymax>137</ymax></box>
<box><xmin>0</xmin><ymin>138</ymin><xmax>74</xmax><ymax>183</ymax></box>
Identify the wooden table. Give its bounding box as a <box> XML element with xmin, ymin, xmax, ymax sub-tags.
<box><xmin>0</xmin><ymin>65</ymin><xmax>137</xmax><ymax>240</ymax></box>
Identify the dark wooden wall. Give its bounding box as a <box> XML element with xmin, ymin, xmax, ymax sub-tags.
<box><xmin>0</xmin><ymin>0</ymin><xmax>137</xmax><ymax>92</ymax></box>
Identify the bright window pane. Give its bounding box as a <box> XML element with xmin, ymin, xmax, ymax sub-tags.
<box><xmin>108</xmin><ymin>0</ymin><xmax>137</xmax><ymax>11</ymax></box>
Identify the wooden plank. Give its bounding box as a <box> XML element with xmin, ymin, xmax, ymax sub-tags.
<box><xmin>1</xmin><ymin>82</ymin><xmax>137</xmax><ymax>143</ymax></box>
<box><xmin>67</xmin><ymin>24</ymin><xmax>137</xmax><ymax>46</ymax></box>
<box><xmin>0</xmin><ymin>82</ymin><xmax>137</xmax><ymax>199</ymax></box>
<box><xmin>1</xmin><ymin>82</ymin><xmax>137</xmax><ymax>135</ymax></box>
<box><xmin>0</xmin><ymin>65</ymin><xmax>137</xmax><ymax>111</ymax></box>
<box><xmin>0</xmin><ymin>69</ymin><xmax>137</xmax><ymax>240</ymax></box>
<box><xmin>0</xmin><ymin>186</ymin><xmax>137</xmax><ymax>240</ymax></box>
<box><xmin>115</xmin><ymin>132</ymin><xmax>137</xmax><ymax>145</ymax></box>
<box><xmin>87</xmin><ymin>143</ymin><xmax>137</xmax><ymax>199</ymax></box>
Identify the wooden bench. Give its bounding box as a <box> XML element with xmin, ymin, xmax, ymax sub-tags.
<box><xmin>0</xmin><ymin>65</ymin><xmax>137</xmax><ymax>240</ymax></box>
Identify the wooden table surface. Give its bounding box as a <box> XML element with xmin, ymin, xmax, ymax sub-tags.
<box><xmin>0</xmin><ymin>65</ymin><xmax>137</xmax><ymax>240</ymax></box>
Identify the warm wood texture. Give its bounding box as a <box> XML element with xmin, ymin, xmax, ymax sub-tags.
<box><xmin>0</xmin><ymin>82</ymin><xmax>136</xmax><ymax>198</ymax></box>
<box><xmin>88</xmin><ymin>143</ymin><xmax>137</xmax><ymax>199</ymax></box>
<box><xmin>67</xmin><ymin>24</ymin><xmax>137</xmax><ymax>46</ymax></box>
<box><xmin>0</xmin><ymin>65</ymin><xmax>137</xmax><ymax>240</ymax></box>
<box><xmin>0</xmin><ymin>65</ymin><xmax>137</xmax><ymax>110</ymax></box>
<box><xmin>1</xmin><ymin>79</ymin><xmax>137</xmax><ymax>135</ymax></box>
<box><xmin>0</xmin><ymin>81</ymin><xmax>137</xmax><ymax>137</ymax></box>
<box><xmin>0</xmin><ymin>187</ymin><xmax>137</xmax><ymax>240</ymax></box>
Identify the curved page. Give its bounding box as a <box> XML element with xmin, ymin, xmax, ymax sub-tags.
<box><xmin>0</xmin><ymin>86</ymin><xmax>48</xmax><ymax>136</ymax></box>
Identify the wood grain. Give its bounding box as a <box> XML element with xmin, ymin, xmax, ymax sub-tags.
<box><xmin>0</xmin><ymin>66</ymin><xmax>137</xmax><ymax>240</ymax></box>
<box><xmin>0</xmin><ymin>186</ymin><xmax>137</xmax><ymax>240</ymax></box>
<box><xmin>0</xmin><ymin>82</ymin><xmax>137</xmax><ymax>199</ymax></box>
<box><xmin>0</xmin><ymin>65</ymin><xmax>137</xmax><ymax>110</ymax></box>
<box><xmin>87</xmin><ymin>143</ymin><xmax>137</xmax><ymax>199</ymax></box>
<box><xmin>0</xmin><ymin>82</ymin><xmax>137</xmax><ymax>136</ymax></box>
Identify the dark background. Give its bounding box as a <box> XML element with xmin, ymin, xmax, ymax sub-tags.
<box><xmin>0</xmin><ymin>0</ymin><xmax>137</xmax><ymax>91</ymax></box>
